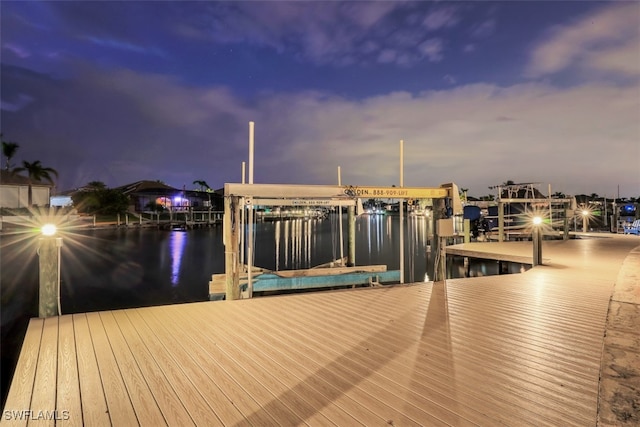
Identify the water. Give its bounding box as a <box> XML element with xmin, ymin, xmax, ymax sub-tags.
<box><xmin>0</xmin><ymin>213</ymin><xmax>525</xmax><ymax>406</ymax></box>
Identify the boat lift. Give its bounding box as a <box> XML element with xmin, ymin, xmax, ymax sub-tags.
<box><xmin>222</xmin><ymin>182</ymin><xmax>462</xmax><ymax>300</ymax></box>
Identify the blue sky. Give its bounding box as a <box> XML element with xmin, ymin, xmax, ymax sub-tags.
<box><xmin>1</xmin><ymin>1</ymin><xmax>638</xmax><ymax>197</ymax></box>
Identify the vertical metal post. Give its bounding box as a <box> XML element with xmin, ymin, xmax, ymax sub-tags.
<box><xmin>563</xmin><ymin>202</ymin><xmax>569</xmax><ymax>240</ymax></box>
<box><xmin>548</xmin><ymin>184</ymin><xmax>553</xmax><ymax>230</ymax></box>
<box><xmin>347</xmin><ymin>206</ymin><xmax>356</xmax><ymax>267</ymax></box>
<box><xmin>247</xmin><ymin>122</ymin><xmax>255</xmax><ymax>298</ymax></box>
<box><xmin>498</xmin><ymin>201</ymin><xmax>504</xmax><ymax>242</ymax></box>
<box><xmin>38</xmin><ymin>237</ymin><xmax>59</xmax><ymax>317</ymax></box>
<box><xmin>338</xmin><ymin>166</ymin><xmax>344</xmax><ymax>265</ymax></box>
<box><xmin>532</xmin><ymin>226</ymin><xmax>542</xmax><ymax>266</ymax></box>
<box><xmin>247</xmin><ymin>206</ymin><xmax>254</xmax><ymax>298</ymax></box>
<box><xmin>248</xmin><ymin>122</ymin><xmax>254</xmax><ymax>184</ymax></box>
<box><xmin>240</xmin><ymin>161</ymin><xmax>246</xmax><ymax>266</ymax></box>
<box><xmin>399</xmin><ymin>140</ymin><xmax>404</xmax><ymax>284</ymax></box>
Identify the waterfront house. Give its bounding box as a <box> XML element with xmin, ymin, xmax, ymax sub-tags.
<box><xmin>116</xmin><ymin>180</ymin><xmax>222</xmax><ymax>212</ymax></box>
<box><xmin>0</xmin><ymin>170</ymin><xmax>52</xmax><ymax>208</ymax></box>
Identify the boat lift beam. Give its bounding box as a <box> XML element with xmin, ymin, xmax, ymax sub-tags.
<box><xmin>224</xmin><ymin>183</ymin><xmax>452</xmax><ymax>200</ymax></box>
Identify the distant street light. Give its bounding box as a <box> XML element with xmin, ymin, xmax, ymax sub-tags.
<box><xmin>38</xmin><ymin>223</ymin><xmax>62</xmax><ymax>317</ymax></box>
<box><xmin>581</xmin><ymin>209</ymin><xmax>589</xmax><ymax>232</ymax></box>
<box><xmin>532</xmin><ymin>216</ymin><xmax>542</xmax><ymax>266</ymax></box>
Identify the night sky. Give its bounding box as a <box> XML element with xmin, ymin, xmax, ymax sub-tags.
<box><xmin>1</xmin><ymin>1</ymin><xmax>638</xmax><ymax>197</ymax></box>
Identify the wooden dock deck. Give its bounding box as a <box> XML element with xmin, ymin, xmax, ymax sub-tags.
<box><xmin>3</xmin><ymin>235</ymin><xmax>639</xmax><ymax>426</ymax></box>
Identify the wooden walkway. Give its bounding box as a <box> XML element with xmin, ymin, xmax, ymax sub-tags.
<box><xmin>3</xmin><ymin>235</ymin><xmax>640</xmax><ymax>426</ymax></box>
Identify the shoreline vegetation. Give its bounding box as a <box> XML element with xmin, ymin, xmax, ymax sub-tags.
<box><xmin>0</xmin><ymin>208</ymin><xmax>224</xmax><ymax>234</ymax></box>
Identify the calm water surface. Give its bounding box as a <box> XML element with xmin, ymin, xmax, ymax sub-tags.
<box><xmin>1</xmin><ymin>214</ymin><xmax>523</xmax><ymax>405</ymax></box>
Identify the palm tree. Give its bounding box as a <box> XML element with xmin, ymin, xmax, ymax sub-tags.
<box><xmin>14</xmin><ymin>160</ymin><xmax>59</xmax><ymax>207</ymax></box>
<box><xmin>1</xmin><ymin>134</ymin><xmax>20</xmax><ymax>171</ymax></box>
<box><xmin>193</xmin><ymin>180</ymin><xmax>211</xmax><ymax>191</ymax></box>
<box><xmin>193</xmin><ymin>180</ymin><xmax>212</xmax><ymax>208</ymax></box>
<box><xmin>460</xmin><ymin>188</ymin><xmax>469</xmax><ymax>202</ymax></box>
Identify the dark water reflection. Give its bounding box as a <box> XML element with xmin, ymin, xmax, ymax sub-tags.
<box><xmin>1</xmin><ymin>213</ymin><xmax>525</xmax><ymax>405</ymax></box>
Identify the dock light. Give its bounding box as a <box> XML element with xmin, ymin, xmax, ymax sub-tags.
<box><xmin>581</xmin><ymin>209</ymin><xmax>589</xmax><ymax>232</ymax></box>
<box><xmin>41</xmin><ymin>223</ymin><xmax>57</xmax><ymax>236</ymax></box>
<box><xmin>532</xmin><ymin>216</ymin><xmax>542</xmax><ymax>266</ymax></box>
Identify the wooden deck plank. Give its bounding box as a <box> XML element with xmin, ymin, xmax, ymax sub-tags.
<box><xmin>129</xmin><ymin>307</ymin><xmax>273</xmax><ymax>426</ymax></box>
<box><xmin>141</xmin><ymin>305</ymin><xmax>306</xmax><ymax>426</ymax></box>
<box><xmin>173</xmin><ymin>303</ymin><xmax>362</xmax><ymax>427</ymax></box>
<box><xmin>246</xmin><ymin>285</ymin><xmax>600</xmax><ymax>426</ymax></box>
<box><xmin>97</xmin><ymin>311</ymin><xmax>167</xmax><ymax>426</ymax></box>
<box><xmin>27</xmin><ymin>316</ymin><xmax>58</xmax><ymax>427</ymax></box>
<box><xmin>316</xmin><ymin>284</ymin><xmax>600</xmax><ymax>424</ymax></box>
<box><xmin>2</xmin><ymin>318</ymin><xmax>44</xmax><ymax>427</ymax></box>
<box><xmin>188</xmin><ymin>302</ymin><xmax>455</xmax><ymax>427</ymax></box>
<box><xmin>217</xmin><ymin>294</ymin><xmax>508</xmax><ymax>426</ymax></box>
<box><xmin>55</xmin><ymin>315</ymin><xmax>81</xmax><ymax>427</ymax></box>
<box><xmin>232</xmin><ymin>299</ymin><xmax>499</xmax><ymax>426</ymax></box>
<box><xmin>109</xmin><ymin>310</ymin><xmax>195</xmax><ymax>427</ymax></box>
<box><xmin>72</xmin><ymin>314</ymin><xmax>110</xmax><ymax>426</ymax></box>
<box><xmin>122</xmin><ymin>309</ymin><xmax>242</xmax><ymax>426</ymax></box>
<box><xmin>170</xmin><ymin>306</ymin><xmax>340</xmax><ymax>427</ymax></box>
<box><xmin>325</xmin><ymin>282</ymin><xmax>605</xmax><ymax>378</ymax></box>
<box><xmin>84</xmin><ymin>312</ymin><xmax>138</xmax><ymax>426</ymax></box>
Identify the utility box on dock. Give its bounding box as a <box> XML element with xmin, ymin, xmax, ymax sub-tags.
<box><xmin>437</xmin><ymin>218</ymin><xmax>455</xmax><ymax>237</ymax></box>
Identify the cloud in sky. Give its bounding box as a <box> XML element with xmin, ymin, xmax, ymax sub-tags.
<box><xmin>178</xmin><ymin>2</ymin><xmax>462</xmax><ymax>67</ymax></box>
<box><xmin>423</xmin><ymin>7</ymin><xmax>460</xmax><ymax>31</ymax></box>
<box><xmin>526</xmin><ymin>2</ymin><xmax>640</xmax><ymax>78</ymax></box>
<box><xmin>4</xmin><ymin>59</ymin><xmax>637</xmax><ymax>198</ymax></box>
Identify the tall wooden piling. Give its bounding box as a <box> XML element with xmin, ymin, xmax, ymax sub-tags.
<box><xmin>224</xmin><ymin>196</ymin><xmax>240</xmax><ymax>300</ymax></box>
<box><xmin>38</xmin><ymin>238</ymin><xmax>59</xmax><ymax>317</ymax></box>
<box><xmin>432</xmin><ymin>198</ymin><xmax>446</xmax><ymax>281</ymax></box>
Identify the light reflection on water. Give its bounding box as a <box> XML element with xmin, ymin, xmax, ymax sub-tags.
<box><xmin>1</xmin><ymin>214</ymin><xmax>526</xmax><ymax>316</ymax></box>
<box><xmin>169</xmin><ymin>231</ymin><xmax>187</xmax><ymax>286</ymax></box>
<box><xmin>265</xmin><ymin>213</ymin><xmax>436</xmax><ymax>281</ymax></box>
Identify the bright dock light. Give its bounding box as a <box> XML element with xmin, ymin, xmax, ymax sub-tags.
<box><xmin>41</xmin><ymin>224</ymin><xmax>57</xmax><ymax>236</ymax></box>
<box><xmin>532</xmin><ymin>216</ymin><xmax>543</xmax><ymax>225</ymax></box>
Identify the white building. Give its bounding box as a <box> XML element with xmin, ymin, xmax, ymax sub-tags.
<box><xmin>0</xmin><ymin>170</ymin><xmax>52</xmax><ymax>208</ymax></box>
